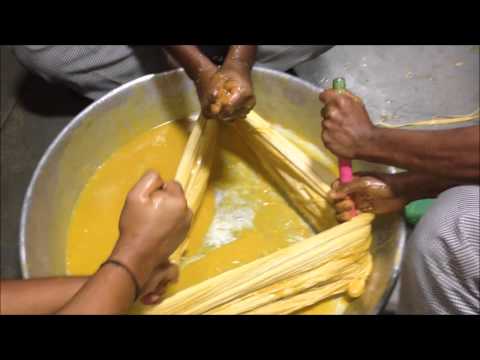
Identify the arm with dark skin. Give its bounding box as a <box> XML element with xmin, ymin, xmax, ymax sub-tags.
<box><xmin>164</xmin><ymin>46</ymin><xmax>217</xmax><ymax>85</ymax></box>
<box><xmin>363</xmin><ymin>127</ymin><xmax>479</xmax><ymax>181</ymax></box>
<box><xmin>224</xmin><ymin>46</ymin><xmax>257</xmax><ymax>70</ymax></box>
<box><xmin>165</xmin><ymin>45</ymin><xmax>257</xmax><ymax>121</ymax></box>
<box><xmin>0</xmin><ymin>171</ymin><xmax>189</xmax><ymax>315</ymax></box>
<box><xmin>319</xmin><ymin>89</ymin><xmax>480</xmax><ymax>182</ymax></box>
<box><xmin>329</xmin><ymin>171</ymin><xmax>464</xmax><ymax>222</ymax></box>
<box><xmin>320</xmin><ymin>89</ymin><xmax>478</xmax><ymax>221</ymax></box>
<box><xmin>205</xmin><ymin>45</ymin><xmax>256</xmax><ymax>121</ymax></box>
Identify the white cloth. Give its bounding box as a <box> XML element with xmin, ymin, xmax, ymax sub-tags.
<box><xmin>398</xmin><ymin>185</ymin><xmax>480</xmax><ymax>314</ymax></box>
<box><xmin>12</xmin><ymin>45</ymin><xmax>332</xmax><ymax>100</ymax></box>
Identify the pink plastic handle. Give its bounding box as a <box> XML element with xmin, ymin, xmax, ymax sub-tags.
<box><xmin>339</xmin><ymin>158</ymin><xmax>357</xmax><ymax>217</ymax></box>
<box><xmin>332</xmin><ymin>78</ymin><xmax>357</xmax><ymax>217</ymax></box>
<box><xmin>339</xmin><ymin>158</ymin><xmax>353</xmax><ymax>183</ymax></box>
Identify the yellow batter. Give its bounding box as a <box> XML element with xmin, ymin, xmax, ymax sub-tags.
<box><xmin>66</xmin><ymin>119</ymin><xmax>348</xmax><ymax>314</ymax></box>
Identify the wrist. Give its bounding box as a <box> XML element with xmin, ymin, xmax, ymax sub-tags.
<box><xmin>192</xmin><ymin>62</ymin><xmax>217</xmax><ymax>86</ymax></box>
<box><xmin>100</xmin><ymin>259</ymin><xmax>142</xmax><ymax>302</ymax></box>
<box><xmin>222</xmin><ymin>60</ymin><xmax>252</xmax><ymax>76</ymax></box>
<box><xmin>109</xmin><ymin>244</ymin><xmax>155</xmax><ymax>289</ymax></box>
<box><xmin>356</xmin><ymin>126</ymin><xmax>384</xmax><ymax>160</ymax></box>
<box><xmin>224</xmin><ymin>45</ymin><xmax>256</xmax><ymax>71</ymax></box>
<box><xmin>384</xmin><ymin>172</ymin><xmax>418</xmax><ymax>204</ymax></box>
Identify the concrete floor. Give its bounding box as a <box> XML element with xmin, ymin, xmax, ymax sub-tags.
<box><xmin>296</xmin><ymin>45</ymin><xmax>479</xmax><ymax>127</ymax></box>
<box><xmin>1</xmin><ymin>46</ymin><xmax>478</xmax><ymax>310</ymax></box>
<box><xmin>1</xmin><ymin>47</ymin><xmax>91</xmax><ymax>279</ymax></box>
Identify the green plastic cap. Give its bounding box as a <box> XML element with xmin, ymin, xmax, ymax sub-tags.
<box><xmin>333</xmin><ymin>77</ymin><xmax>346</xmax><ymax>90</ymax></box>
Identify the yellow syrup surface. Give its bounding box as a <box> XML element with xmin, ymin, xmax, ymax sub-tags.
<box><xmin>66</xmin><ymin>119</ymin><xmax>346</xmax><ymax>314</ymax></box>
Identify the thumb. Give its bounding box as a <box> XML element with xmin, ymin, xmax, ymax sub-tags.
<box><xmin>329</xmin><ymin>175</ymin><xmax>363</xmax><ymax>200</ymax></box>
<box><xmin>319</xmin><ymin>89</ymin><xmax>338</xmax><ymax>104</ymax></box>
<box><xmin>130</xmin><ymin>170</ymin><xmax>165</xmax><ymax>199</ymax></box>
<box><xmin>140</xmin><ymin>263</ymin><xmax>179</xmax><ymax>305</ymax></box>
<box><xmin>336</xmin><ymin>179</ymin><xmax>369</xmax><ymax>197</ymax></box>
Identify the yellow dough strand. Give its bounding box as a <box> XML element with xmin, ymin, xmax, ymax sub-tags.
<box><xmin>232</xmin><ymin>111</ymin><xmax>337</xmax><ymax>232</ymax></box>
<box><xmin>143</xmin><ymin>214</ymin><xmax>374</xmax><ymax>315</ymax></box>
<box><xmin>171</xmin><ymin>115</ymin><xmax>219</xmax><ymax>263</ymax></box>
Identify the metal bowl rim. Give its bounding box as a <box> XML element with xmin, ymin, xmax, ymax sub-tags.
<box><xmin>19</xmin><ymin>67</ymin><xmax>406</xmax><ymax>314</ymax></box>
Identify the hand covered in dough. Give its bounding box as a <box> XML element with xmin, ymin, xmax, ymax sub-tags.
<box><xmin>328</xmin><ymin>172</ymin><xmax>407</xmax><ymax>222</ymax></box>
<box><xmin>197</xmin><ymin>63</ymin><xmax>256</xmax><ymax>122</ymax></box>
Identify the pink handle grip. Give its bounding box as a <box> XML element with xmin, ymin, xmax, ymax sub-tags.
<box><xmin>339</xmin><ymin>158</ymin><xmax>353</xmax><ymax>183</ymax></box>
<box><xmin>332</xmin><ymin>78</ymin><xmax>357</xmax><ymax>218</ymax></box>
<box><xmin>339</xmin><ymin>158</ymin><xmax>357</xmax><ymax>217</ymax></box>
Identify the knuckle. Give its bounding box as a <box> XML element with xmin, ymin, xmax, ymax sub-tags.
<box><xmin>337</xmin><ymin>96</ymin><xmax>349</xmax><ymax>107</ymax></box>
<box><xmin>170</xmin><ymin>264</ymin><xmax>180</xmax><ymax>278</ymax></box>
<box><xmin>174</xmin><ymin>194</ymin><xmax>189</xmax><ymax>212</ymax></box>
<box><xmin>145</xmin><ymin>169</ymin><xmax>158</xmax><ymax>178</ymax></box>
<box><xmin>322</xmin><ymin>132</ymin><xmax>331</xmax><ymax>143</ymax></box>
<box><xmin>180</xmin><ymin>199</ymin><xmax>189</xmax><ymax>213</ymax></box>
<box><xmin>126</xmin><ymin>191</ymin><xmax>138</xmax><ymax>203</ymax></box>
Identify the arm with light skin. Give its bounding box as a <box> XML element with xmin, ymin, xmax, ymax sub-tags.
<box><xmin>1</xmin><ymin>269</ymin><xmax>139</xmax><ymax>315</ymax></box>
<box><xmin>55</xmin><ymin>172</ymin><xmax>190</xmax><ymax>315</ymax></box>
<box><xmin>0</xmin><ymin>171</ymin><xmax>190</xmax><ymax>315</ymax></box>
<box><xmin>54</xmin><ymin>264</ymin><xmax>139</xmax><ymax>315</ymax></box>
<box><xmin>1</xmin><ymin>277</ymin><xmax>87</xmax><ymax>315</ymax></box>
<box><xmin>1</xmin><ymin>262</ymin><xmax>178</xmax><ymax>315</ymax></box>
<box><xmin>1</xmin><ymin>273</ymin><xmax>138</xmax><ymax>315</ymax></box>
<box><xmin>319</xmin><ymin>89</ymin><xmax>480</xmax><ymax>182</ymax></box>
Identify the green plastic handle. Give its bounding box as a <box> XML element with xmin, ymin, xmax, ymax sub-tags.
<box><xmin>333</xmin><ymin>77</ymin><xmax>346</xmax><ymax>91</ymax></box>
<box><xmin>404</xmin><ymin>199</ymin><xmax>435</xmax><ymax>226</ymax></box>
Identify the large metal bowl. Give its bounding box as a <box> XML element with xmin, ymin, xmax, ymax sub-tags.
<box><xmin>20</xmin><ymin>67</ymin><xmax>406</xmax><ymax>314</ymax></box>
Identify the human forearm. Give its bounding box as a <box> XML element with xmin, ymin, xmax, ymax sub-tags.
<box><xmin>57</xmin><ymin>170</ymin><xmax>191</xmax><ymax>314</ymax></box>
<box><xmin>223</xmin><ymin>45</ymin><xmax>257</xmax><ymax>73</ymax></box>
<box><xmin>329</xmin><ymin>170</ymin><xmax>467</xmax><ymax>221</ymax></box>
<box><xmin>384</xmin><ymin>171</ymin><xmax>465</xmax><ymax>203</ymax></box>
<box><xmin>1</xmin><ymin>277</ymin><xmax>87</xmax><ymax>315</ymax></box>
<box><xmin>55</xmin><ymin>262</ymin><xmax>140</xmax><ymax>315</ymax></box>
<box><xmin>359</xmin><ymin>126</ymin><xmax>480</xmax><ymax>182</ymax></box>
<box><xmin>1</xmin><ymin>171</ymin><xmax>190</xmax><ymax>315</ymax></box>
<box><xmin>319</xmin><ymin>89</ymin><xmax>479</xmax><ymax>182</ymax></box>
<box><xmin>164</xmin><ymin>46</ymin><xmax>216</xmax><ymax>83</ymax></box>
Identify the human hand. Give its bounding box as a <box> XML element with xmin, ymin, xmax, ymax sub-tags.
<box><xmin>328</xmin><ymin>172</ymin><xmax>407</xmax><ymax>222</ymax></box>
<box><xmin>197</xmin><ymin>64</ymin><xmax>255</xmax><ymax>122</ymax></box>
<box><xmin>139</xmin><ymin>261</ymin><xmax>179</xmax><ymax>305</ymax></box>
<box><xmin>110</xmin><ymin>171</ymin><xmax>192</xmax><ymax>288</ymax></box>
<box><xmin>319</xmin><ymin>89</ymin><xmax>377</xmax><ymax>159</ymax></box>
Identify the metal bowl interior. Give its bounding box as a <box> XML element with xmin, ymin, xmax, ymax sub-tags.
<box><xmin>20</xmin><ymin>67</ymin><xmax>406</xmax><ymax>314</ymax></box>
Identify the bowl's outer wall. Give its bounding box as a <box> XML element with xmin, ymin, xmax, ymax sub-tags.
<box><xmin>20</xmin><ymin>68</ymin><xmax>406</xmax><ymax>314</ymax></box>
